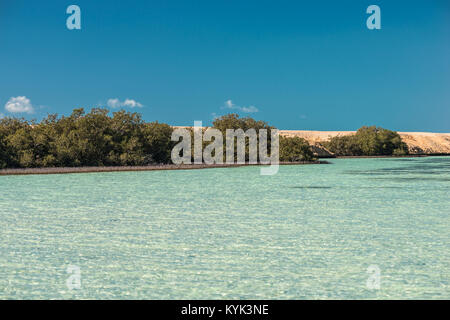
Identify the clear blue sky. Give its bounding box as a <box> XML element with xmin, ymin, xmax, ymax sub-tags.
<box><xmin>0</xmin><ymin>0</ymin><xmax>449</xmax><ymax>131</ymax></box>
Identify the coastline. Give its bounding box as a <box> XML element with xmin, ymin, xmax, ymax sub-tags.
<box><xmin>2</xmin><ymin>155</ymin><xmax>448</xmax><ymax>176</ymax></box>
<box><xmin>334</xmin><ymin>154</ymin><xmax>450</xmax><ymax>159</ymax></box>
<box><xmin>0</xmin><ymin>160</ymin><xmax>327</xmax><ymax>176</ymax></box>
<box><xmin>280</xmin><ymin>130</ymin><xmax>450</xmax><ymax>155</ymax></box>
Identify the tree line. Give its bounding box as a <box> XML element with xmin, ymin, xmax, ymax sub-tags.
<box><xmin>323</xmin><ymin>126</ymin><xmax>409</xmax><ymax>156</ymax></box>
<box><xmin>0</xmin><ymin>108</ymin><xmax>407</xmax><ymax>169</ymax></box>
<box><xmin>0</xmin><ymin>108</ymin><xmax>174</xmax><ymax>168</ymax></box>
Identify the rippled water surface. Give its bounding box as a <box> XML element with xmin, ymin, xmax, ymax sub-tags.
<box><xmin>1</xmin><ymin>157</ymin><xmax>449</xmax><ymax>299</ymax></box>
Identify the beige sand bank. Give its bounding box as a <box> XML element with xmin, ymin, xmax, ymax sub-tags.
<box><xmin>172</xmin><ymin>126</ymin><xmax>450</xmax><ymax>155</ymax></box>
<box><xmin>280</xmin><ymin>130</ymin><xmax>450</xmax><ymax>155</ymax></box>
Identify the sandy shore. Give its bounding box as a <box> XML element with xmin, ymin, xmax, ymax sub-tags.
<box><xmin>0</xmin><ymin>161</ymin><xmax>326</xmax><ymax>176</ymax></box>
<box><xmin>174</xmin><ymin>127</ymin><xmax>450</xmax><ymax>155</ymax></box>
<box><xmin>280</xmin><ymin>130</ymin><xmax>450</xmax><ymax>155</ymax></box>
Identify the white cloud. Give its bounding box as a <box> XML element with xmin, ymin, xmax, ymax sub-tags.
<box><xmin>4</xmin><ymin>96</ymin><xmax>34</xmax><ymax>114</ymax></box>
<box><xmin>107</xmin><ymin>98</ymin><xmax>143</xmax><ymax>108</ymax></box>
<box><xmin>225</xmin><ymin>100</ymin><xmax>234</xmax><ymax>109</ymax></box>
<box><xmin>123</xmin><ymin>99</ymin><xmax>143</xmax><ymax>108</ymax></box>
<box><xmin>222</xmin><ymin>99</ymin><xmax>259</xmax><ymax>113</ymax></box>
<box><xmin>241</xmin><ymin>105</ymin><xmax>259</xmax><ymax>113</ymax></box>
<box><xmin>107</xmin><ymin>98</ymin><xmax>121</xmax><ymax>108</ymax></box>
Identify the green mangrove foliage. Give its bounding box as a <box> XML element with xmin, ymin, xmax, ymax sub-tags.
<box><xmin>211</xmin><ymin>113</ymin><xmax>315</xmax><ymax>162</ymax></box>
<box><xmin>211</xmin><ymin>113</ymin><xmax>273</xmax><ymax>162</ymax></box>
<box><xmin>0</xmin><ymin>109</ymin><xmax>409</xmax><ymax>169</ymax></box>
<box><xmin>279</xmin><ymin>136</ymin><xmax>315</xmax><ymax>162</ymax></box>
<box><xmin>0</xmin><ymin>108</ymin><xmax>174</xmax><ymax>168</ymax></box>
<box><xmin>212</xmin><ymin>113</ymin><xmax>273</xmax><ymax>134</ymax></box>
<box><xmin>323</xmin><ymin>126</ymin><xmax>409</xmax><ymax>156</ymax></box>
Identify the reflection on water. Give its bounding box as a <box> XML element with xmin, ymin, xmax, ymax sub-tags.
<box><xmin>0</xmin><ymin>157</ymin><xmax>449</xmax><ymax>299</ymax></box>
<box><xmin>370</xmin><ymin>177</ymin><xmax>450</xmax><ymax>182</ymax></box>
<box><xmin>345</xmin><ymin>157</ymin><xmax>450</xmax><ymax>181</ymax></box>
<box><xmin>289</xmin><ymin>186</ymin><xmax>407</xmax><ymax>189</ymax></box>
<box><xmin>289</xmin><ymin>186</ymin><xmax>333</xmax><ymax>189</ymax></box>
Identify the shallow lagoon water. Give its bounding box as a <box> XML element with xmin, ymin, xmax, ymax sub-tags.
<box><xmin>0</xmin><ymin>157</ymin><xmax>449</xmax><ymax>299</ymax></box>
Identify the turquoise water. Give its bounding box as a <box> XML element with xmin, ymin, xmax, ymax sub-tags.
<box><xmin>0</xmin><ymin>157</ymin><xmax>449</xmax><ymax>299</ymax></box>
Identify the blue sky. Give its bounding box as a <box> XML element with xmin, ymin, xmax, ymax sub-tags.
<box><xmin>0</xmin><ymin>0</ymin><xmax>449</xmax><ymax>131</ymax></box>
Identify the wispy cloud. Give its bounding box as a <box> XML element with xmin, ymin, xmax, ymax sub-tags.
<box><xmin>222</xmin><ymin>99</ymin><xmax>259</xmax><ymax>113</ymax></box>
<box><xmin>4</xmin><ymin>96</ymin><xmax>34</xmax><ymax>114</ymax></box>
<box><xmin>241</xmin><ymin>105</ymin><xmax>259</xmax><ymax>113</ymax></box>
<box><xmin>107</xmin><ymin>98</ymin><xmax>143</xmax><ymax>108</ymax></box>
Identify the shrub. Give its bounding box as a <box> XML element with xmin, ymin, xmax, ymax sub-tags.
<box><xmin>280</xmin><ymin>136</ymin><xmax>315</xmax><ymax>162</ymax></box>
<box><xmin>324</xmin><ymin>126</ymin><xmax>408</xmax><ymax>156</ymax></box>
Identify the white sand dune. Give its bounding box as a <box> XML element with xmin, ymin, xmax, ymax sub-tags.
<box><xmin>174</xmin><ymin>126</ymin><xmax>450</xmax><ymax>155</ymax></box>
<box><xmin>280</xmin><ymin>130</ymin><xmax>450</xmax><ymax>155</ymax></box>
